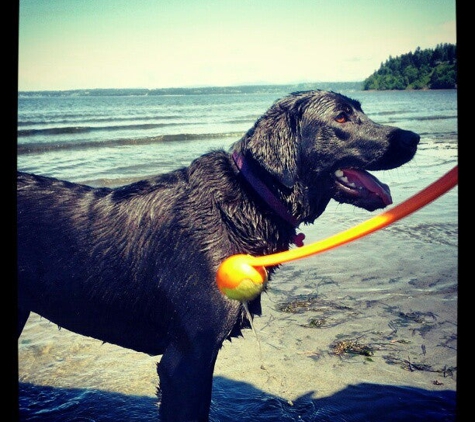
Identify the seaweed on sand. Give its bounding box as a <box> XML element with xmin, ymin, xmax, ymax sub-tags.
<box><xmin>330</xmin><ymin>338</ymin><xmax>375</xmax><ymax>357</ymax></box>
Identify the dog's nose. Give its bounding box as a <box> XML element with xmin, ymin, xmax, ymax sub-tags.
<box><xmin>400</xmin><ymin>130</ymin><xmax>420</xmax><ymax>149</ymax></box>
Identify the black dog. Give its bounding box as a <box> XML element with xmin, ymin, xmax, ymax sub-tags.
<box><xmin>17</xmin><ymin>90</ymin><xmax>419</xmax><ymax>421</ymax></box>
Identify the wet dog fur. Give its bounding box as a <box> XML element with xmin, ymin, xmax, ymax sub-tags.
<box><xmin>17</xmin><ymin>90</ymin><xmax>420</xmax><ymax>421</ymax></box>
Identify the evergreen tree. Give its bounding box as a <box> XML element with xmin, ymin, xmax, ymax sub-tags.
<box><xmin>363</xmin><ymin>44</ymin><xmax>457</xmax><ymax>90</ymax></box>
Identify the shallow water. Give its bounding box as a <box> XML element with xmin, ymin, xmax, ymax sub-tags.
<box><xmin>17</xmin><ymin>86</ymin><xmax>458</xmax><ymax>421</ymax></box>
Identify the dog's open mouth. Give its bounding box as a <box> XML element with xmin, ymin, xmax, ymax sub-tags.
<box><xmin>333</xmin><ymin>168</ymin><xmax>392</xmax><ymax>212</ymax></box>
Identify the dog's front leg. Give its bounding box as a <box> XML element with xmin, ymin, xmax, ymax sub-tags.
<box><xmin>157</xmin><ymin>341</ymin><xmax>220</xmax><ymax>422</ymax></box>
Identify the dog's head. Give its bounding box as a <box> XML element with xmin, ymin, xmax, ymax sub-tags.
<box><xmin>233</xmin><ymin>90</ymin><xmax>420</xmax><ymax>222</ymax></box>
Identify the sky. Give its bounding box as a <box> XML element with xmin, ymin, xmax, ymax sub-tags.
<box><xmin>18</xmin><ymin>0</ymin><xmax>457</xmax><ymax>91</ymax></box>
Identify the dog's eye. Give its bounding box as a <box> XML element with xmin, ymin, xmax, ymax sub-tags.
<box><xmin>335</xmin><ymin>113</ymin><xmax>348</xmax><ymax>123</ymax></box>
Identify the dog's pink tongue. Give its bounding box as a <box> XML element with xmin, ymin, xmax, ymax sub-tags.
<box><xmin>342</xmin><ymin>169</ymin><xmax>392</xmax><ymax>205</ymax></box>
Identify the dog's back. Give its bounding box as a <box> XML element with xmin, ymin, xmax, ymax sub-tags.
<box><xmin>17</xmin><ymin>155</ymin><xmax>252</xmax><ymax>354</ymax></box>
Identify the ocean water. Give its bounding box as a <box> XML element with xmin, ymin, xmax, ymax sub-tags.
<box><xmin>17</xmin><ymin>84</ymin><xmax>458</xmax><ymax>421</ymax></box>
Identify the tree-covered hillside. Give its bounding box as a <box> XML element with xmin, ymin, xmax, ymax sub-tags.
<box><xmin>363</xmin><ymin>43</ymin><xmax>457</xmax><ymax>90</ymax></box>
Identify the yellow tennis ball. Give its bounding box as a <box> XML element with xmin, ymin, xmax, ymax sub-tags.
<box><xmin>216</xmin><ymin>254</ymin><xmax>268</xmax><ymax>301</ymax></box>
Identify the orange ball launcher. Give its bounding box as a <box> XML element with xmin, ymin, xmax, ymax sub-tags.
<box><xmin>216</xmin><ymin>165</ymin><xmax>458</xmax><ymax>301</ymax></box>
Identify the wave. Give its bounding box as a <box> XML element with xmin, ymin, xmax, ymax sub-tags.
<box><xmin>18</xmin><ymin>114</ymin><xmax>184</xmax><ymax>127</ymax></box>
<box><xmin>371</xmin><ymin>110</ymin><xmax>456</xmax><ymax>121</ymax></box>
<box><xmin>17</xmin><ymin>121</ymin><xmax>194</xmax><ymax>137</ymax></box>
<box><xmin>418</xmin><ymin>131</ymin><xmax>458</xmax><ymax>140</ymax></box>
<box><xmin>17</xmin><ymin>131</ymin><xmax>245</xmax><ymax>155</ymax></box>
<box><xmin>412</xmin><ymin>114</ymin><xmax>457</xmax><ymax>122</ymax></box>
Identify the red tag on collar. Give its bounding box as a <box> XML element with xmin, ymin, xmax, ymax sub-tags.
<box><xmin>292</xmin><ymin>232</ymin><xmax>305</xmax><ymax>247</ymax></box>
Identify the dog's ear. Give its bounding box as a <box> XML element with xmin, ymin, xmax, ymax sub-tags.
<box><xmin>242</xmin><ymin>98</ymin><xmax>304</xmax><ymax>188</ymax></box>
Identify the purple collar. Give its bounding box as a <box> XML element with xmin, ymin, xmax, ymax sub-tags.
<box><xmin>232</xmin><ymin>151</ymin><xmax>305</xmax><ymax>247</ymax></box>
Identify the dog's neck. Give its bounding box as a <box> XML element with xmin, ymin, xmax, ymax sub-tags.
<box><xmin>232</xmin><ymin>151</ymin><xmax>305</xmax><ymax>247</ymax></box>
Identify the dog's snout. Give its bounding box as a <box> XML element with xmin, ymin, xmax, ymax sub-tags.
<box><xmin>398</xmin><ymin>129</ymin><xmax>420</xmax><ymax>149</ymax></box>
<box><xmin>372</xmin><ymin>127</ymin><xmax>420</xmax><ymax>171</ymax></box>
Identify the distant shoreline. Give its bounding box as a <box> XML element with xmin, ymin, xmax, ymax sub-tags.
<box><xmin>18</xmin><ymin>82</ymin><xmax>458</xmax><ymax>97</ymax></box>
<box><xmin>18</xmin><ymin>82</ymin><xmax>363</xmax><ymax>97</ymax></box>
